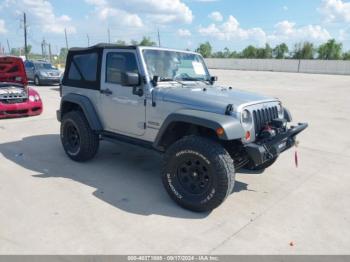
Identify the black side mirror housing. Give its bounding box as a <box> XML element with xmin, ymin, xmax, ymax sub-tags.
<box><xmin>152</xmin><ymin>75</ymin><xmax>160</xmax><ymax>87</ymax></box>
<box><xmin>210</xmin><ymin>76</ymin><xmax>218</xmax><ymax>84</ymax></box>
<box><xmin>122</xmin><ymin>72</ymin><xmax>140</xmax><ymax>87</ymax></box>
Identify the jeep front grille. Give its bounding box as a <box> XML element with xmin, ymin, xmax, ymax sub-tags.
<box><xmin>253</xmin><ymin>106</ymin><xmax>278</xmax><ymax>133</ymax></box>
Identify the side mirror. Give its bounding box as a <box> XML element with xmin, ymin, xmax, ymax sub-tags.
<box><xmin>210</xmin><ymin>76</ymin><xmax>218</xmax><ymax>84</ymax></box>
<box><xmin>121</xmin><ymin>72</ymin><xmax>140</xmax><ymax>87</ymax></box>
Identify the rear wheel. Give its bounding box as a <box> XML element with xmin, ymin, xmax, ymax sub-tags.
<box><xmin>34</xmin><ymin>76</ymin><xmax>41</xmax><ymax>86</ymax></box>
<box><xmin>162</xmin><ymin>136</ymin><xmax>235</xmax><ymax>212</ymax></box>
<box><xmin>60</xmin><ymin>111</ymin><xmax>99</xmax><ymax>162</ymax></box>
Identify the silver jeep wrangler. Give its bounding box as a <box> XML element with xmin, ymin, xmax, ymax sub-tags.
<box><xmin>57</xmin><ymin>44</ymin><xmax>307</xmax><ymax>212</ymax></box>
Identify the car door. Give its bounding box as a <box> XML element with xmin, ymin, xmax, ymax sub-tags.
<box><xmin>24</xmin><ymin>61</ymin><xmax>35</xmax><ymax>80</ymax></box>
<box><xmin>99</xmin><ymin>49</ymin><xmax>146</xmax><ymax>136</ymax></box>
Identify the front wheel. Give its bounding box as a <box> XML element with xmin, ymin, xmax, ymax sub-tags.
<box><xmin>162</xmin><ymin>136</ymin><xmax>235</xmax><ymax>212</ymax></box>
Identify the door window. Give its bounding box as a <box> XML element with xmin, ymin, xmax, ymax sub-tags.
<box><xmin>106</xmin><ymin>52</ymin><xmax>139</xmax><ymax>84</ymax></box>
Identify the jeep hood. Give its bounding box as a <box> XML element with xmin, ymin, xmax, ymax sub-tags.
<box><xmin>157</xmin><ymin>84</ymin><xmax>279</xmax><ymax>114</ymax></box>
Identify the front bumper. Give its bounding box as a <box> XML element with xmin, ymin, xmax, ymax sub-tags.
<box><xmin>0</xmin><ymin>100</ymin><xmax>43</xmax><ymax>119</ymax></box>
<box><xmin>40</xmin><ymin>77</ymin><xmax>60</xmax><ymax>85</ymax></box>
<box><xmin>245</xmin><ymin>123</ymin><xmax>308</xmax><ymax>167</ymax></box>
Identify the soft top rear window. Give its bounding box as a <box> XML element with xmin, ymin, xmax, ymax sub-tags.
<box><xmin>63</xmin><ymin>50</ymin><xmax>101</xmax><ymax>90</ymax></box>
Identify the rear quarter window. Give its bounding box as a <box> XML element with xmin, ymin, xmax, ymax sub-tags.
<box><xmin>68</xmin><ymin>53</ymin><xmax>98</xmax><ymax>81</ymax></box>
<box><xmin>64</xmin><ymin>51</ymin><xmax>101</xmax><ymax>90</ymax></box>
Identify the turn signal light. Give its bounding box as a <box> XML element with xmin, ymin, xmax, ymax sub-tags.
<box><xmin>216</xmin><ymin>128</ymin><xmax>225</xmax><ymax>136</ymax></box>
<box><xmin>245</xmin><ymin>131</ymin><xmax>251</xmax><ymax>140</ymax></box>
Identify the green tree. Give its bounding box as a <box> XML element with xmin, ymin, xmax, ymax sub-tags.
<box><xmin>241</xmin><ymin>45</ymin><xmax>257</xmax><ymax>58</ymax></box>
<box><xmin>139</xmin><ymin>36</ymin><xmax>156</xmax><ymax>46</ymax></box>
<box><xmin>293</xmin><ymin>42</ymin><xmax>315</xmax><ymax>59</ymax></box>
<box><xmin>273</xmin><ymin>43</ymin><xmax>289</xmax><ymax>59</ymax></box>
<box><xmin>196</xmin><ymin>42</ymin><xmax>212</xmax><ymax>58</ymax></box>
<box><xmin>10</xmin><ymin>48</ymin><xmax>21</xmax><ymax>56</ymax></box>
<box><xmin>343</xmin><ymin>51</ymin><xmax>350</xmax><ymax>60</ymax></box>
<box><xmin>130</xmin><ymin>40</ymin><xmax>139</xmax><ymax>46</ymax></box>
<box><xmin>59</xmin><ymin>48</ymin><xmax>68</xmax><ymax>63</ymax></box>
<box><xmin>116</xmin><ymin>40</ymin><xmax>126</xmax><ymax>46</ymax></box>
<box><xmin>256</xmin><ymin>44</ymin><xmax>273</xmax><ymax>59</ymax></box>
<box><xmin>317</xmin><ymin>39</ymin><xmax>342</xmax><ymax>60</ymax></box>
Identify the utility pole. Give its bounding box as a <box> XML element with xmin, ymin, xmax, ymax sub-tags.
<box><xmin>41</xmin><ymin>39</ymin><xmax>47</xmax><ymax>60</ymax></box>
<box><xmin>157</xmin><ymin>28</ymin><xmax>161</xmax><ymax>47</ymax></box>
<box><xmin>64</xmin><ymin>28</ymin><xmax>69</xmax><ymax>50</ymax></box>
<box><xmin>7</xmin><ymin>39</ymin><xmax>11</xmax><ymax>54</ymax></box>
<box><xmin>23</xmin><ymin>12</ymin><xmax>28</xmax><ymax>60</ymax></box>
<box><xmin>108</xmin><ymin>28</ymin><xmax>111</xmax><ymax>44</ymax></box>
<box><xmin>48</xmin><ymin>43</ymin><xmax>52</xmax><ymax>63</ymax></box>
<box><xmin>87</xmin><ymin>34</ymin><xmax>90</xmax><ymax>47</ymax></box>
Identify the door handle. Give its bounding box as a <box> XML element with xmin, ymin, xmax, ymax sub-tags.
<box><xmin>100</xmin><ymin>88</ymin><xmax>113</xmax><ymax>96</ymax></box>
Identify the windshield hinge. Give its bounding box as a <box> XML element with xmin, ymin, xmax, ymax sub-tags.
<box><xmin>144</xmin><ymin>99</ymin><xmax>147</xmax><ymax>106</ymax></box>
<box><xmin>144</xmin><ymin>122</ymin><xmax>147</xmax><ymax>129</ymax></box>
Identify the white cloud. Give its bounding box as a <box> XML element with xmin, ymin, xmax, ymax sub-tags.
<box><xmin>0</xmin><ymin>19</ymin><xmax>7</xmax><ymax>34</ymax></box>
<box><xmin>319</xmin><ymin>0</ymin><xmax>350</xmax><ymax>22</ymax></box>
<box><xmin>199</xmin><ymin>15</ymin><xmax>267</xmax><ymax>45</ymax></box>
<box><xmin>86</xmin><ymin>0</ymin><xmax>193</xmax><ymax>25</ymax></box>
<box><xmin>199</xmin><ymin>16</ymin><xmax>332</xmax><ymax>46</ymax></box>
<box><xmin>270</xmin><ymin>20</ymin><xmax>331</xmax><ymax>43</ymax></box>
<box><xmin>283</xmin><ymin>5</ymin><xmax>288</xmax><ymax>11</ymax></box>
<box><xmin>177</xmin><ymin>28</ymin><xmax>191</xmax><ymax>37</ymax></box>
<box><xmin>3</xmin><ymin>0</ymin><xmax>75</xmax><ymax>34</ymax></box>
<box><xmin>208</xmin><ymin>11</ymin><xmax>223</xmax><ymax>22</ymax></box>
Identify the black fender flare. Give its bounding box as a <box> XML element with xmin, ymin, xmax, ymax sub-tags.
<box><xmin>59</xmin><ymin>93</ymin><xmax>103</xmax><ymax>131</ymax></box>
<box><xmin>153</xmin><ymin>109</ymin><xmax>245</xmax><ymax>150</ymax></box>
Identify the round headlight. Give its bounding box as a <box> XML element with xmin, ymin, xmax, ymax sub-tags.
<box><xmin>241</xmin><ymin>109</ymin><xmax>253</xmax><ymax>130</ymax></box>
<box><xmin>277</xmin><ymin>103</ymin><xmax>284</xmax><ymax>119</ymax></box>
<box><xmin>29</xmin><ymin>95</ymin><xmax>35</xmax><ymax>102</ymax></box>
<box><xmin>34</xmin><ymin>95</ymin><xmax>40</xmax><ymax>101</ymax></box>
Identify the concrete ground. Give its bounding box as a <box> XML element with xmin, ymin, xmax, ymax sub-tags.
<box><xmin>0</xmin><ymin>70</ymin><xmax>349</xmax><ymax>255</ymax></box>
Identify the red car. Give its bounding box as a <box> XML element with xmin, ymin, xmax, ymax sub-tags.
<box><xmin>0</xmin><ymin>56</ymin><xmax>43</xmax><ymax>119</ymax></box>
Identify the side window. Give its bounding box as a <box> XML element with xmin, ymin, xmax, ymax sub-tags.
<box><xmin>106</xmin><ymin>52</ymin><xmax>139</xmax><ymax>84</ymax></box>
<box><xmin>25</xmin><ymin>61</ymin><xmax>34</xmax><ymax>69</ymax></box>
<box><xmin>68</xmin><ymin>63</ymin><xmax>81</xmax><ymax>80</ymax></box>
<box><xmin>68</xmin><ymin>52</ymin><xmax>98</xmax><ymax>81</ymax></box>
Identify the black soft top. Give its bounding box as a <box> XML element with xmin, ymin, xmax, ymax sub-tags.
<box><xmin>69</xmin><ymin>43</ymin><xmax>137</xmax><ymax>53</ymax></box>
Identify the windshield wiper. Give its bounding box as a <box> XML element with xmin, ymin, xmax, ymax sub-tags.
<box><xmin>159</xmin><ymin>78</ymin><xmax>185</xmax><ymax>87</ymax></box>
<box><xmin>178</xmin><ymin>77</ymin><xmax>211</xmax><ymax>85</ymax></box>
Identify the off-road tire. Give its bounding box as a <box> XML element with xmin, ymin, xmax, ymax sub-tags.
<box><xmin>61</xmin><ymin>111</ymin><xmax>99</xmax><ymax>162</ymax></box>
<box><xmin>34</xmin><ymin>76</ymin><xmax>41</xmax><ymax>86</ymax></box>
<box><xmin>162</xmin><ymin>136</ymin><xmax>235</xmax><ymax>212</ymax></box>
<box><xmin>245</xmin><ymin>156</ymin><xmax>278</xmax><ymax>171</ymax></box>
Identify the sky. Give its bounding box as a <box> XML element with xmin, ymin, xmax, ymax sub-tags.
<box><xmin>0</xmin><ymin>0</ymin><xmax>350</xmax><ymax>54</ymax></box>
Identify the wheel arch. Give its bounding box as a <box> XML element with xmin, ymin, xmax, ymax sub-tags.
<box><xmin>153</xmin><ymin>109</ymin><xmax>245</xmax><ymax>151</ymax></box>
<box><xmin>59</xmin><ymin>93</ymin><xmax>103</xmax><ymax>131</ymax></box>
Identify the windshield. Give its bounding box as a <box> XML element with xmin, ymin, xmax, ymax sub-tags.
<box><xmin>142</xmin><ymin>49</ymin><xmax>210</xmax><ymax>82</ymax></box>
<box><xmin>35</xmin><ymin>63</ymin><xmax>56</xmax><ymax>70</ymax></box>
